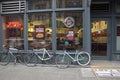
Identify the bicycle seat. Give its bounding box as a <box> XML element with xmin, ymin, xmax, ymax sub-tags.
<box><xmin>33</xmin><ymin>49</ymin><xmax>44</xmax><ymax>54</ymax></box>
<box><xmin>9</xmin><ymin>48</ymin><xmax>18</xmax><ymax>51</ymax></box>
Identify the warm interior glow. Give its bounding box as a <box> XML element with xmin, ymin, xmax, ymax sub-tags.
<box><xmin>28</xmin><ymin>27</ymin><xmax>34</xmax><ymax>32</ymax></box>
<box><xmin>6</xmin><ymin>21</ymin><xmax>23</xmax><ymax>29</ymax></box>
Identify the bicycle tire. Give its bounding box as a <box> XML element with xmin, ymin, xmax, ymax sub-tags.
<box><xmin>44</xmin><ymin>51</ymin><xmax>56</xmax><ymax>64</ymax></box>
<box><xmin>77</xmin><ymin>51</ymin><xmax>91</xmax><ymax>66</ymax></box>
<box><xmin>44</xmin><ymin>54</ymin><xmax>55</xmax><ymax>64</ymax></box>
<box><xmin>55</xmin><ymin>54</ymin><xmax>70</xmax><ymax>69</ymax></box>
<box><xmin>24</xmin><ymin>53</ymin><xmax>38</xmax><ymax>67</ymax></box>
<box><xmin>16</xmin><ymin>53</ymin><xmax>25</xmax><ymax>64</ymax></box>
<box><xmin>0</xmin><ymin>52</ymin><xmax>11</xmax><ymax>66</ymax></box>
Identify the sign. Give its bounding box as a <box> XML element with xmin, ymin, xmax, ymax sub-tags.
<box><xmin>34</xmin><ymin>25</ymin><xmax>45</xmax><ymax>39</ymax></box>
<box><xmin>63</xmin><ymin>17</ymin><xmax>75</xmax><ymax>28</ymax></box>
<box><xmin>67</xmin><ymin>30</ymin><xmax>74</xmax><ymax>40</ymax></box>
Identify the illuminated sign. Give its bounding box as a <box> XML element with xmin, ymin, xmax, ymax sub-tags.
<box><xmin>35</xmin><ymin>25</ymin><xmax>45</xmax><ymax>39</ymax></box>
<box><xmin>63</xmin><ymin>17</ymin><xmax>75</xmax><ymax>28</ymax></box>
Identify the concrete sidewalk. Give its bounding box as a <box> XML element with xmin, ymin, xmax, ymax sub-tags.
<box><xmin>0</xmin><ymin>60</ymin><xmax>120</xmax><ymax>80</ymax></box>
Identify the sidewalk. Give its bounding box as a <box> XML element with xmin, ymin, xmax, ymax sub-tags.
<box><xmin>0</xmin><ymin>60</ymin><xmax>120</xmax><ymax>80</ymax></box>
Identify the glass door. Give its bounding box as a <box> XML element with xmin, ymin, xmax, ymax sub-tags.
<box><xmin>91</xmin><ymin>19</ymin><xmax>109</xmax><ymax>58</ymax></box>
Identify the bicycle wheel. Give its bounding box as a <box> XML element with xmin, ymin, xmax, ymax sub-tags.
<box><xmin>55</xmin><ymin>54</ymin><xmax>70</xmax><ymax>69</ymax></box>
<box><xmin>77</xmin><ymin>51</ymin><xmax>91</xmax><ymax>66</ymax></box>
<box><xmin>44</xmin><ymin>54</ymin><xmax>55</xmax><ymax>64</ymax></box>
<box><xmin>16</xmin><ymin>53</ymin><xmax>25</xmax><ymax>64</ymax></box>
<box><xmin>44</xmin><ymin>51</ymin><xmax>56</xmax><ymax>64</ymax></box>
<box><xmin>0</xmin><ymin>52</ymin><xmax>11</xmax><ymax>66</ymax></box>
<box><xmin>24</xmin><ymin>53</ymin><xmax>38</xmax><ymax>67</ymax></box>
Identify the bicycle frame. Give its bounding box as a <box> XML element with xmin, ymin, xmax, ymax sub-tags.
<box><xmin>9</xmin><ymin>48</ymin><xmax>18</xmax><ymax>63</ymax></box>
<box><xmin>33</xmin><ymin>48</ymin><xmax>52</xmax><ymax>61</ymax></box>
<box><xmin>8</xmin><ymin>48</ymin><xmax>25</xmax><ymax>64</ymax></box>
<box><xmin>63</xmin><ymin>50</ymin><xmax>79</xmax><ymax>62</ymax></box>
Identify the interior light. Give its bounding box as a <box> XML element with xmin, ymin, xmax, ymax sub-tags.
<box><xmin>6</xmin><ymin>21</ymin><xmax>23</xmax><ymax>29</ymax></box>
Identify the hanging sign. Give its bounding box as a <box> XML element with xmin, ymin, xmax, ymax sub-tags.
<box><xmin>67</xmin><ymin>30</ymin><xmax>74</xmax><ymax>40</ymax></box>
<box><xmin>63</xmin><ymin>17</ymin><xmax>75</xmax><ymax>28</ymax></box>
<box><xmin>34</xmin><ymin>25</ymin><xmax>45</xmax><ymax>39</ymax></box>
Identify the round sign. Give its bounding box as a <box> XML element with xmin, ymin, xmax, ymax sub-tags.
<box><xmin>63</xmin><ymin>17</ymin><xmax>75</xmax><ymax>28</ymax></box>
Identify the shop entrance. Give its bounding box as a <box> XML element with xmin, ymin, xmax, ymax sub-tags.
<box><xmin>91</xmin><ymin>18</ymin><xmax>110</xmax><ymax>59</ymax></box>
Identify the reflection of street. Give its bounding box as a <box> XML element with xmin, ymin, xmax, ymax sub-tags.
<box><xmin>31</xmin><ymin>40</ymin><xmax>51</xmax><ymax>49</ymax></box>
<box><xmin>4</xmin><ymin>38</ymin><xmax>24</xmax><ymax>49</ymax></box>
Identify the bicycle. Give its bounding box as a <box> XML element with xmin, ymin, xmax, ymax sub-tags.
<box><xmin>0</xmin><ymin>48</ymin><xmax>25</xmax><ymax>66</ymax></box>
<box><xmin>55</xmin><ymin>48</ymin><xmax>91</xmax><ymax>69</ymax></box>
<box><xmin>24</xmin><ymin>48</ymin><xmax>55</xmax><ymax>67</ymax></box>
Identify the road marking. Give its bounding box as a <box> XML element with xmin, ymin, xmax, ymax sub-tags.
<box><xmin>91</xmin><ymin>66</ymin><xmax>120</xmax><ymax>69</ymax></box>
<box><xmin>81</xmin><ymin>68</ymin><xmax>95</xmax><ymax>77</ymax></box>
<box><xmin>92</xmin><ymin>68</ymin><xmax>120</xmax><ymax>77</ymax></box>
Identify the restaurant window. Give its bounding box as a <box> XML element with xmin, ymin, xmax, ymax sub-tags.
<box><xmin>28</xmin><ymin>0</ymin><xmax>52</xmax><ymax>10</ymax></box>
<box><xmin>2</xmin><ymin>14</ymin><xmax>24</xmax><ymax>50</ymax></box>
<box><xmin>56</xmin><ymin>11</ymin><xmax>83</xmax><ymax>50</ymax></box>
<box><xmin>56</xmin><ymin>0</ymin><xmax>82</xmax><ymax>8</ymax></box>
<box><xmin>28</xmin><ymin>13</ymin><xmax>52</xmax><ymax>50</ymax></box>
<box><xmin>116</xmin><ymin>18</ymin><xmax>120</xmax><ymax>51</ymax></box>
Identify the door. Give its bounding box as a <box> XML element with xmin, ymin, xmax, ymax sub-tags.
<box><xmin>91</xmin><ymin>18</ymin><xmax>110</xmax><ymax>59</ymax></box>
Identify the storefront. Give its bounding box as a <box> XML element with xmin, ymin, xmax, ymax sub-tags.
<box><xmin>0</xmin><ymin>0</ymin><xmax>120</xmax><ymax>60</ymax></box>
<box><xmin>91</xmin><ymin>0</ymin><xmax>120</xmax><ymax>60</ymax></box>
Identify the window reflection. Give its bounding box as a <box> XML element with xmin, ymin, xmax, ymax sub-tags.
<box><xmin>115</xmin><ymin>0</ymin><xmax>120</xmax><ymax>13</ymax></box>
<box><xmin>56</xmin><ymin>12</ymin><xmax>83</xmax><ymax>50</ymax></box>
<box><xmin>2</xmin><ymin>15</ymin><xmax>24</xmax><ymax>50</ymax></box>
<box><xmin>28</xmin><ymin>13</ymin><xmax>52</xmax><ymax>50</ymax></box>
<box><xmin>28</xmin><ymin>0</ymin><xmax>52</xmax><ymax>10</ymax></box>
<box><xmin>116</xmin><ymin>18</ymin><xmax>120</xmax><ymax>50</ymax></box>
<box><xmin>91</xmin><ymin>20</ymin><xmax>108</xmax><ymax>56</ymax></box>
<box><xmin>56</xmin><ymin>0</ymin><xmax>82</xmax><ymax>8</ymax></box>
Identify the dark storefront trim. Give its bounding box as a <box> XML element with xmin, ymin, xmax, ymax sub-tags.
<box><xmin>0</xmin><ymin>0</ymin><xmax>119</xmax><ymax>60</ymax></box>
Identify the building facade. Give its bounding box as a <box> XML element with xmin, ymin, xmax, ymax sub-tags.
<box><xmin>0</xmin><ymin>0</ymin><xmax>120</xmax><ymax>60</ymax></box>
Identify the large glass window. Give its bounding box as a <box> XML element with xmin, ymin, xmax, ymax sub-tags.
<box><xmin>56</xmin><ymin>11</ymin><xmax>83</xmax><ymax>50</ymax></box>
<box><xmin>2</xmin><ymin>14</ymin><xmax>24</xmax><ymax>50</ymax></box>
<box><xmin>28</xmin><ymin>0</ymin><xmax>52</xmax><ymax>10</ymax></box>
<box><xmin>116</xmin><ymin>18</ymin><xmax>120</xmax><ymax>51</ymax></box>
<box><xmin>56</xmin><ymin>0</ymin><xmax>82</xmax><ymax>8</ymax></box>
<box><xmin>28</xmin><ymin>13</ymin><xmax>52</xmax><ymax>50</ymax></box>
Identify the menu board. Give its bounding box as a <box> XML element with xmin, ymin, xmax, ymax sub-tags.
<box><xmin>34</xmin><ymin>25</ymin><xmax>45</xmax><ymax>39</ymax></box>
<box><xmin>67</xmin><ymin>30</ymin><xmax>74</xmax><ymax>40</ymax></box>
